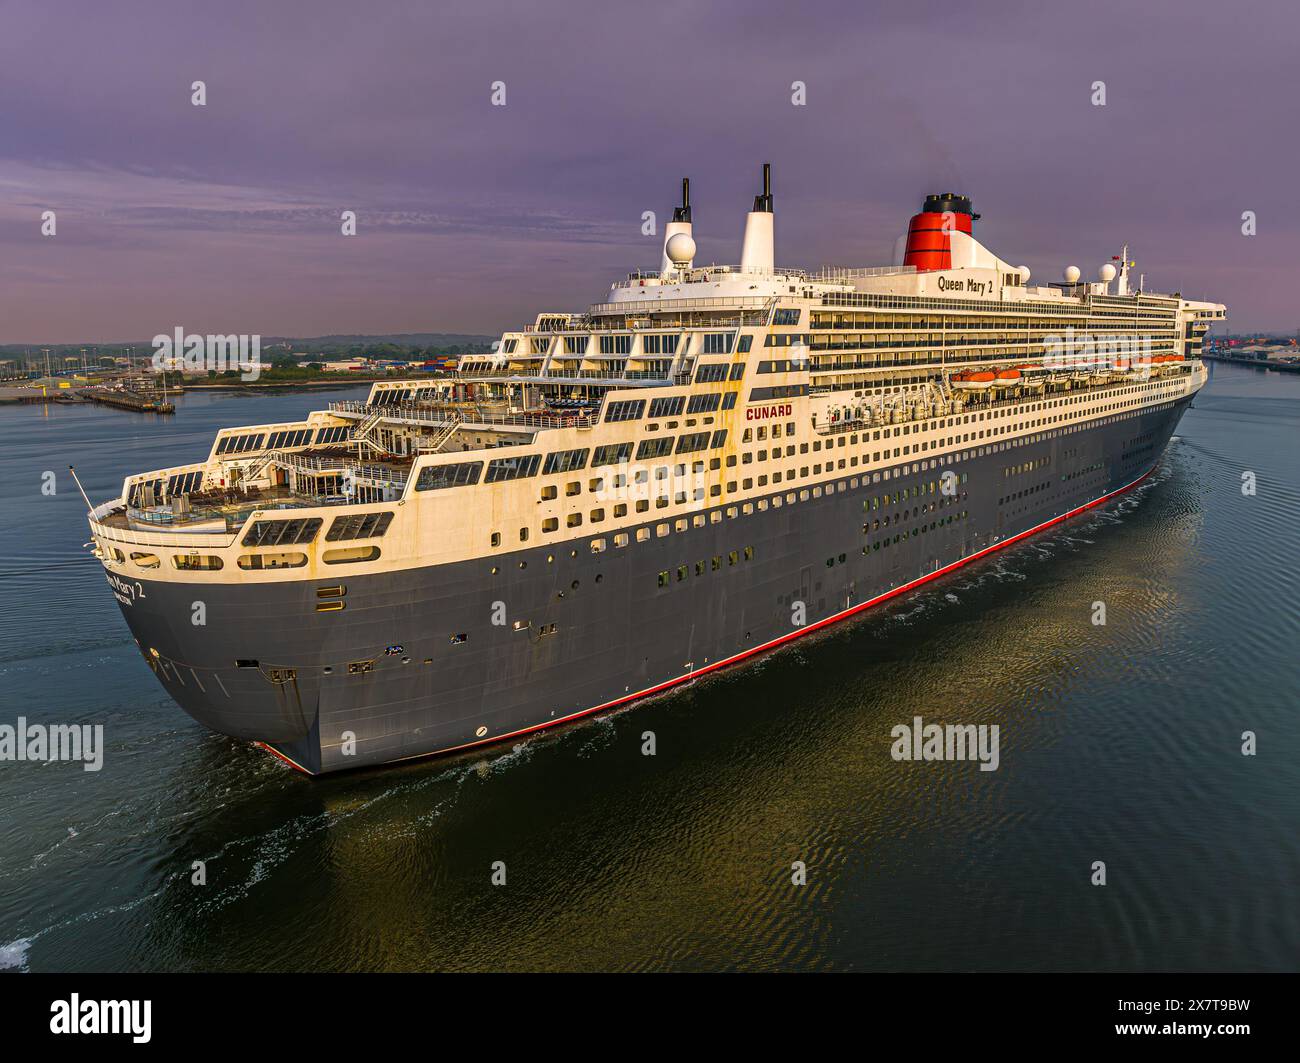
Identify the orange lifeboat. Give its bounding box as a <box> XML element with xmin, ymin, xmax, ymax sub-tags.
<box><xmin>996</xmin><ymin>369</ymin><xmax>1022</xmax><ymax>383</ymax></box>
<box><xmin>952</xmin><ymin>370</ymin><xmax>996</xmax><ymax>390</ymax></box>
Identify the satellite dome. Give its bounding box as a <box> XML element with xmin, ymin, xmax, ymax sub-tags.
<box><xmin>1099</xmin><ymin>263</ymin><xmax>1117</xmax><ymax>283</ymax></box>
<box><xmin>1064</xmin><ymin>265</ymin><xmax>1081</xmax><ymax>284</ymax></box>
<box><xmin>1017</xmin><ymin>265</ymin><xmax>1031</xmax><ymax>284</ymax></box>
<box><xmin>665</xmin><ymin>232</ymin><xmax>696</xmax><ymax>266</ymax></box>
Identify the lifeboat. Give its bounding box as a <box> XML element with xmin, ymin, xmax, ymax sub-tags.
<box><xmin>995</xmin><ymin>369</ymin><xmax>1022</xmax><ymax>384</ymax></box>
<box><xmin>952</xmin><ymin>370</ymin><xmax>996</xmax><ymax>390</ymax></box>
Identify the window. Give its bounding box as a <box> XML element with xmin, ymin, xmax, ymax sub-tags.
<box><xmin>326</xmin><ymin>511</ymin><xmax>395</xmax><ymax>541</ymax></box>
<box><xmin>242</xmin><ymin>517</ymin><xmax>322</xmax><ymax>547</ymax></box>
<box><xmin>543</xmin><ymin>448</ymin><xmax>589</xmax><ymax>475</ymax></box>
<box><xmin>736</xmin><ymin>335</ymin><xmax>753</xmax><ymax>353</ymax></box>
<box><xmin>564</xmin><ymin>335</ymin><xmax>588</xmax><ymax>353</ymax></box>
<box><xmin>604</xmin><ymin>399</ymin><xmax>645</xmax><ymax>423</ymax></box>
<box><xmin>636</xmin><ymin>438</ymin><xmax>674</xmax><ymax>460</ymax></box>
<box><xmin>772</xmin><ymin>308</ymin><xmax>801</xmax><ymax>326</ymax></box>
<box><xmin>599</xmin><ymin>334</ymin><xmax>633</xmax><ymax>355</ymax></box>
<box><xmin>695</xmin><ymin>362</ymin><xmax>728</xmax><ymax>383</ymax></box>
<box><xmin>710</xmin><ymin>429</ymin><xmax>728</xmax><ymax>448</ymax></box>
<box><xmin>643</xmin><ymin>334</ymin><xmax>679</xmax><ymax>355</ymax></box>
<box><xmin>173</xmin><ymin>554</ymin><xmax>223</xmax><ymax>571</ymax></box>
<box><xmin>675</xmin><ymin>432</ymin><xmax>711</xmax><ymax>455</ymax></box>
<box><xmin>314</xmin><ymin>425</ymin><xmax>349</xmax><ymax>445</ymax></box>
<box><xmin>486</xmin><ymin>454</ymin><xmax>542</xmax><ymax>482</ymax></box>
<box><xmin>593</xmin><ymin>442</ymin><xmax>633</xmax><ymax>466</ymax></box>
<box><xmin>266</xmin><ymin>428</ymin><xmax>313</xmax><ymax>450</ymax></box>
<box><xmin>749</xmin><ymin>384</ymin><xmax>808</xmax><ymax>401</ymax></box>
<box><xmin>702</xmin><ymin>333</ymin><xmax>734</xmax><ymax>354</ymax></box>
<box><xmin>216</xmin><ymin>432</ymin><xmax>266</xmax><ymax>455</ymax></box>
<box><xmin>649</xmin><ymin>396</ymin><xmax>686</xmax><ymax>418</ymax></box>
<box><xmin>687</xmin><ymin>393</ymin><xmax>721</xmax><ymax>414</ymax></box>
<box><xmin>416</xmin><ymin>462</ymin><xmax>483</xmax><ymax>491</ymax></box>
<box><xmin>323</xmin><ymin>546</ymin><xmax>381</xmax><ymax>565</ymax></box>
<box><xmin>238</xmin><ymin>552</ymin><xmax>307</xmax><ymax>570</ymax></box>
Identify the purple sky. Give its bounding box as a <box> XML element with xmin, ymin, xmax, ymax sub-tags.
<box><xmin>3</xmin><ymin>0</ymin><xmax>1296</xmax><ymax>343</ymax></box>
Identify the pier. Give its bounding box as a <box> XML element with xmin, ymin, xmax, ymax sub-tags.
<box><xmin>86</xmin><ymin>387</ymin><xmax>175</xmax><ymax>414</ymax></box>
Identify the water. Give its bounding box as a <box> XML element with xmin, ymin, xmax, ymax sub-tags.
<box><xmin>0</xmin><ymin>366</ymin><xmax>1296</xmax><ymax>972</ymax></box>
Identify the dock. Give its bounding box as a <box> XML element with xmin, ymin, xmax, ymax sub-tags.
<box><xmin>87</xmin><ymin>387</ymin><xmax>176</xmax><ymax>414</ymax></box>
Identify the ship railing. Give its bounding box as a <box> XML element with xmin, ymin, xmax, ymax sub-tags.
<box><xmin>609</xmin><ymin>265</ymin><xmax>809</xmax><ymax>290</ymax></box>
<box><xmin>268</xmin><ymin>450</ymin><xmax>410</xmax><ymax>487</ymax></box>
<box><xmin>328</xmin><ymin>399</ymin><xmax>596</xmax><ymax>431</ymax></box>
<box><xmin>806</xmin><ymin>264</ymin><xmax>918</xmax><ymax>282</ymax></box>
<box><xmin>88</xmin><ymin>514</ymin><xmax>239</xmax><ymax>550</ymax></box>
<box><xmin>811</xmin><ymin>365</ymin><xmax>1194</xmax><ymax>436</ymax></box>
<box><xmin>587</xmin><ymin>296</ymin><xmax>774</xmax><ymax>315</ymax></box>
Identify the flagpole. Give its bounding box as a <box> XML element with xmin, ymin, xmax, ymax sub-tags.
<box><xmin>68</xmin><ymin>465</ymin><xmax>94</xmax><ymax>514</ymax></box>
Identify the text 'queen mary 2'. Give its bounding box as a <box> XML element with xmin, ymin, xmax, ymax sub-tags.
<box><xmin>87</xmin><ymin>167</ymin><xmax>1226</xmax><ymax>774</ymax></box>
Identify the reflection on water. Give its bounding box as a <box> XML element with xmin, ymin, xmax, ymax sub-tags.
<box><xmin>0</xmin><ymin>368</ymin><xmax>1296</xmax><ymax>971</ymax></box>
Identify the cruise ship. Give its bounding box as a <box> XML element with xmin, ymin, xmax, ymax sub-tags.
<box><xmin>87</xmin><ymin>167</ymin><xmax>1225</xmax><ymax>774</ymax></box>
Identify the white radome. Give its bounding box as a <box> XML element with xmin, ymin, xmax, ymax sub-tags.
<box><xmin>665</xmin><ymin>232</ymin><xmax>697</xmax><ymax>266</ymax></box>
<box><xmin>1018</xmin><ymin>265</ymin><xmax>1031</xmax><ymax>284</ymax></box>
<box><xmin>1099</xmin><ymin>263</ymin><xmax>1117</xmax><ymax>283</ymax></box>
<box><xmin>1064</xmin><ymin>265</ymin><xmax>1081</xmax><ymax>284</ymax></box>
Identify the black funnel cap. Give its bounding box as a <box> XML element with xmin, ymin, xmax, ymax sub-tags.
<box><xmin>922</xmin><ymin>192</ymin><xmax>980</xmax><ymax>220</ymax></box>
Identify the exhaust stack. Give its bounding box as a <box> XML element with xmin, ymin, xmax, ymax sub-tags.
<box><xmin>902</xmin><ymin>193</ymin><xmax>979</xmax><ymax>272</ymax></box>
<box><xmin>739</xmin><ymin>163</ymin><xmax>775</xmax><ymax>275</ymax></box>
<box><xmin>661</xmin><ymin>178</ymin><xmax>695</xmax><ymax>274</ymax></box>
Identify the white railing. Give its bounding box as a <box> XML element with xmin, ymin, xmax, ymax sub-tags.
<box><xmin>807</xmin><ymin>264</ymin><xmax>917</xmax><ymax>282</ymax></box>
<box><xmin>329</xmin><ymin>399</ymin><xmax>596</xmax><ymax>430</ymax></box>
<box><xmin>89</xmin><ymin>518</ymin><xmax>238</xmax><ymax>550</ymax></box>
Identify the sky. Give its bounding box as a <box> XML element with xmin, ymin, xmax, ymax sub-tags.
<box><xmin>2</xmin><ymin>0</ymin><xmax>1296</xmax><ymax>343</ymax></box>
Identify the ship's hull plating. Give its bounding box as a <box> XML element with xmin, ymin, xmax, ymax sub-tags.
<box><xmin>112</xmin><ymin>396</ymin><xmax>1190</xmax><ymax>774</ymax></box>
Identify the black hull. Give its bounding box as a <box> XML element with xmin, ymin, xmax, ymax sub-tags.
<box><xmin>113</xmin><ymin>395</ymin><xmax>1190</xmax><ymax>774</ymax></box>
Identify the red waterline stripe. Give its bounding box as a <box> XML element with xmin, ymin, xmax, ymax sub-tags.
<box><xmin>258</xmin><ymin>742</ymin><xmax>311</xmax><ymax>774</ymax></box>
<box><xmin>265</xmin><ymin>467</ymin><xmax>1154</xmax><ymax>776</ymax></box>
